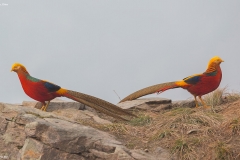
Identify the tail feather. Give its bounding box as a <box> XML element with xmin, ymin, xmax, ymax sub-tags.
<box><xmin>119</xmin><ymin>82</ymin><xmax>179</xmax><ymax>103</ymax></box>
<box><xmin>64</xmin><ymin>90</ymin><xmax>136</xmax><ymax>119</ymax></box>
<box><xmin>68</xmin><ymin>95</ymin><xmax>129</xmax><ymax>121</ymax></box>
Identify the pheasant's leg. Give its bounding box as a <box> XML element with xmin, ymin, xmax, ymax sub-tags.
<box><xmin>40</xmin><ymin>101</ymin><xmax>50</xmax><ymax>111</ymax></box>
<box><xmin>194</xmin><ymin>96</ymin><xmax>199</xmax><ymax>108</ymax></box>
<box><xmin>40</xmin><ymin>102</ymin><xmax>46</xmax><ymax>111</ymax></box>
<box><xmin>199</xmin><ymin>96</ymin><xmax>210</xmax><ymax>108</ymax></box>
<box><xmin>43</xmin><ymin>101</ymin><xmax>50</xmax><ymax>111</ymax></box>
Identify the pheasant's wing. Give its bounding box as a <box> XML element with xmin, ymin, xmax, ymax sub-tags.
<box><xmin>41</xmin><ymin>80</ymin><xmax>61</xmax><ymax>93</ymax></box>
<box><xmin>182</xmin><ymin>74</ymin><xmax>203</xmax><ymax>85</ymax></box>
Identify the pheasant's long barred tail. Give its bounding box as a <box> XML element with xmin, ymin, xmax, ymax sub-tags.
<box><xmin>64</xmin><ymin>90</ymin><xmax>136</xmax><ymax>120</ymax></box>
<box><xmin>120</xmin><ymin>82</ymin><xmax>179</xmax><ymax>102</ymax></box>
<box><xmin>68</xmin><ymin>95</ymin><xmax>129</xmax><ymax>121</ymax></box>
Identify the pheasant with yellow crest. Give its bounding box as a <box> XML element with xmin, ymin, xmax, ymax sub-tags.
<box><xmin>11</xmin><ymin>63</ymin><xmax>135</xmax><ymax>120</ymax></box>
<box><xmin>120</xmin><ymin>56</ymin><xmax>224</xmax><ymax>108</ymax></box>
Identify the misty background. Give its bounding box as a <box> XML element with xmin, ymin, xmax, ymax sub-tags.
<box><xmin>0</xmin><ymin>1</ymin><xmax>240</xmax><ymax>104</ymax></box>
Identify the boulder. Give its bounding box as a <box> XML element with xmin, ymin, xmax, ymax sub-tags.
<box><xmin>22</xmin><ymin>98</ymin><xmax>85</xmax><ymax>111</ymax></box>
<box><xmin>172</xmin><ymin>100</ymin><xmax>196</xmax><ymax>108</ymax></box>
<box><xmin>0</xmin><ymin>117</ymin><xmax>7</xmax><ymax>134</ymax></box>
<box><xmin>22</xmin><ymin>99</ymin><xmax>112</xmax><ymax>125</ymax></box>
<box><xmin>154</xmin><ymin>147</ymin><xmax>173</xmax><ymax>160</ymax></box>
<box><xmin>117</xmin><ymin>98</ymin><xmax>197</xmax><ymax>112</ymax></box>
<box><xmin>20</xmin><ymin>138</ymin><xmax>85</xmax><ymax>160</ymax></box>
<box><xmin>117</xmin><ymin>98</ymin><xmax>172</xmax><ymax>112</ymax></box>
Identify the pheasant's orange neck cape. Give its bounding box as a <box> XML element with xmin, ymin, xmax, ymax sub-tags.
<box><xmin>120</xmin><ymin>56</ymin><xmax>224</xmax><ymax>108</ymax></box>
<box><xmin>11</xmin><ymin>63</ymin><xmax>135</xmax><ymax>120</ymax></box>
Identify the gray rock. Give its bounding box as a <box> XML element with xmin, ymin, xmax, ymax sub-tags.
<box><xmin>20</xmin><ymin>138</ymin><xmax>85</xmax><ymax>160</ymax></box>
<box><xmin>22</xmin><ymin>98</ymin><xmax>85</xmax><ymax>111</ymax></box>
<box><xmin>117</xmin><ymin>98</ymin><xmax>172</xmax><ymax>111</ymax></box>
<box><xmin>3</xmin><ymin>121</ymin><xmax>26</xmax><ymax>146</ymax></box>
<box><xmin>172</xmin><ymin>100</ymin><xmax>196</xmax><ymax>108</ymax></box>
<box><xmin>15</xmin><ymin>114</ymin><xmax>39</xmax><ymax>125</ymax></box>
<box><xmin>151</xmin><ymin>103</ymin><xmax>172</xmax><ymax>112</ymax></box>
<box><xmin>0</xmin><ymin>117</ymin><xmax>8</xmax><ymax>135</ymax></box>
<box><xmin>0</xmin><ymin>112</ymin><xmax>26</xmax><ymax>160</ymax></box>
<box><xmin>22</xmin><ymin>99</ymin><xmax>113</xmax><ymax>124</ymax></box>
<box><xmin>118</xmin><ymin>98</ymin><xmax>196</xmax><ymax>111</ymax></box>
<box><xmin>52</xmin><ymin>108</ymin><xmax>112</xmax><ymax>125</ymax></box>
<box><xmin>130</xmin><ymin>150</ymin><xmax>155</xmax><ymax>160</ymax></box>
<box><xmin>153</xmin><ymin>147</ymin><xmax>174</xmax><ymax>160</ymax></box>
<box><xmin>22</xmin><ymin>117</ymin><xmax>135</xmax><ymax>159</ymax></box>
<box><xmin>0</xmin><ymin>102</ymin><xmax>166</xmax><ymax>160</ymax></box>
<box><xmin>52</xmin><ymin>108</ymin><xmax>91</xmax><ymax>120</ymax></box>
<box><xmin>82</xmin><ymin>110</ymin><xmax>113</xmax><ymax>124</ymax></box>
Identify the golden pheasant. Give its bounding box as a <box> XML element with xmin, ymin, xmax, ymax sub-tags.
<box><xmin>11</xmin><ymin>63</ymin><xmax>135</xmax><ymax>120</ymax></box>
<box><xmin>120</xmin><ymin>56</ymin><xmax>224</xmax><ymax>108</ymax></box>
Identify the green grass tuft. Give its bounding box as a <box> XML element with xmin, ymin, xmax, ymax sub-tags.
<box><xmin>172</xmin><ymin>139</ymin><xmax>188</xmax><ymax>152</ymax></box>
<box><xmin>215</xmin><ymin>141</ymin><xmax>233</xmax><ymax>160</ymax></box>
<box><xmin>129</xmin><ymin>114</ymin><xmax>152</xmax><ymax>126</ymax></box>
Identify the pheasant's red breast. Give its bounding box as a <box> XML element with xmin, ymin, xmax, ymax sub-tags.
<box><xmin>185</xmin><ymin>66</ymin><xmax>222</xmax><ymax>96</ymax></box>
<box><xmin>18</xmin><ymin>73</ymin><xmax>61</xmax><ymax>102</ymax></box>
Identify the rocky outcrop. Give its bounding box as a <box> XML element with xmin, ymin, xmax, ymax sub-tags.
<box><xmin>22</xmin><ymin>98</ymin><xmax>85</xmax><ymax>111</ymax></box>
<box><xmin>117</xmin><ymin>97</ymin><xmax>195</xmax><ymax>112</ymax></box>
<box><xmin>117</xmin><ymin>98</ymin><xmax>172</xmax><ymax>112</ymax></box>
<box><xmin>0</xmin><ymin>100</ymin><xmax>171</xmax><ymax>160</ymax></box>
<box><xmin>172</xmin><ymin>99</ymin><xmax>196</xmax><ymax>108</ymax></box>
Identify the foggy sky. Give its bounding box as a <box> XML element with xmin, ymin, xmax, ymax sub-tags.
<box><xmin>0</xmin><ymin>1</ymin><xmax>240</xmax><ymax>104</ymax></box>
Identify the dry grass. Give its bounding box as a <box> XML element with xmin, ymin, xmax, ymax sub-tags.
<box><xmin>203</xmin><ymin>87</ymin><xmax>240</xmax><ymax>107</ymax></box>
<box><xmin>76</xmin><ymin>88</ymin><xmax>240</xmax><ymax>159</ymax></box>
<box><xmin>203</xmin><ymin>88</ymin><xmax>226</xmax><ymax>107</ymax></box>
<box><xmin>103</xmin><ymin>123</ymin><xmax>128</xmax><ymax>135</ymax></box>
